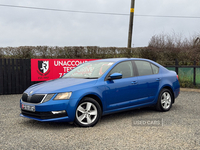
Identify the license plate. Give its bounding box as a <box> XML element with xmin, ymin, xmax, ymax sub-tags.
<box><xmin>22</xmin><ymin>104</ymin><xmax>35</xmax><ymax>112</ymax></box>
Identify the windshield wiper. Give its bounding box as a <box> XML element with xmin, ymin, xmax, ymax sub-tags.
<box><xmin>84</xmin><ymin>77</ymin><xmax>99</xmax><ymax>79</ymax></box>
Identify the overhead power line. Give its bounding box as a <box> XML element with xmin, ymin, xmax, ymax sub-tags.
<box><xmin>0</xmin><ymin>4</ymin><xmax>128</xmax><ymax>16</ymax></box>
<box><xmin>136</xmin><ymin>14</ymin><xmax>200</xmax><ymax>19</ymax></box>
<box><xmin>1</xmin><ymin>4</ymin><xmax>200</xmax><ymax>19</ymax></box>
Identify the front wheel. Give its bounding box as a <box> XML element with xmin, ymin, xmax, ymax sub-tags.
<box><xmin>156</xmin><ymin>88</ymin><xmax>173</xmax><ymax>111</ymax></box>
<box><xmin>74</xmin><ymin>98</ymin><xmax>102</xmax><ymax>127</ymax></box>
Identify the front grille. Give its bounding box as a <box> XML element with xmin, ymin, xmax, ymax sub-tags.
<box><xmin>30</xmin><ymin>95</ymin><xmax>45</xmax><ymax>103</ymax></box>
<box><xmin>22</xmin><ymin>93</ymin><xmax>28</xmax><ymax>102</ymax></box>
<box><xmin>21</xmin><ymin>110</ymin><xmax>68</xmax><ymax>119</ymax></box>
<box><xmin>21</xmin><ymin>93</ymin><xmax>45</xmax><ymax>103</ymax></box>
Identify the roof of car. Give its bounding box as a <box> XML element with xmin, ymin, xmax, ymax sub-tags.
<box><xmin>94</xmin><ymin>58</ymin><xmax>127</xmax><ymax>62</ymax></box>
<box><xmin>94</xmin><ymin>58</ymin><xmax>163</xmax><ymax>68</ymax></box>
<box><xmin>94</xmin><ymin>58</ymin><xmax>152</xmax><ymax>62</ymax></box>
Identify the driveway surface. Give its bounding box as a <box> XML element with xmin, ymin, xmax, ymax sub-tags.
<box><xmin>0</xmin><ymin>91</ymin><xmax>200</xmax><ymax>150</ymax></box>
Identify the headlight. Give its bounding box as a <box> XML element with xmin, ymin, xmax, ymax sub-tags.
<box><xmin>42</xmin><ymin>94</ymin><xmax>55</xmax><ymax>103</ymax></box>
<box><xmin>54</xmin><ymin>92</ymin><xmax>72</xmax><ymax>100</ymax></box>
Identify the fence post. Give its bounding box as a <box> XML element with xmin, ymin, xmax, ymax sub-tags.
<box><xmin>175</xmin><ymin>59</ymin><xmax>178</xmax><ymax>75</ymax></box>
<box><xmin>19</xmin><ymin>59</ymin><xmax>24</xmax><ymax>93</ymax></box>
<box><xmin>3</xmin><ymin>59</ymin><xmax>8</xmax><ymax>94</ymax></box>
<box><xmin>22</xmin><ymin>59</ymin><xmax>27</xmax><ymax>93</ymax></box>
<box><xmin>194</xmin><ymin>61</ymin><xmax>196</xmax><ymax>86</ymax></box>
<box><xmin>0</xmin><ymin>59</ymin><xmax>3</xmax><ymax>94</ymax></box>
<box><xmin>25</xmin><ymin>59</ymin><xmax>31</xmax><ymax>90</ymax></box>
<box><xmin>7</xmin><ymin>59</ymin><xmax>12</xmax><ymax>94</ymax></box>
<box><xmin>16</xmin><ymin>59</ymin><xmax>20</xmax><ymax>94</ymax></box>
<box><xmin>11</xmin><ymin>59</ymin><xmax>15</xmax><ymax>94</ymax></box>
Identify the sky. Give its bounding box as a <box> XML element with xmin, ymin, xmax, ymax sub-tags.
<box><xmin>0</xmin><ymin>0</ymin><xmax>200</xmax><ymax>48</ymax></box>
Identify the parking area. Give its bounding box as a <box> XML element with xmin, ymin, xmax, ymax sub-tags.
<box><xmin>0</xmin><ymin>91</ymin><xmax>200</xmax><ymax>150</ymax></box>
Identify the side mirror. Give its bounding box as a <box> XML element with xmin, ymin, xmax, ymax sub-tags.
<box><xmin>108</xmin><ymin>73</ymin><xmax>122</xmax><ymax>80</ymax></box>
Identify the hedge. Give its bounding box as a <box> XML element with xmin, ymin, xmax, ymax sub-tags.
<box><xmin>0</xmin><ymin>46</ymin><xmax>200</xmax><ymax>66</ymax></box>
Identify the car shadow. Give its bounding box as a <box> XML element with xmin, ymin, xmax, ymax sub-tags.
<box><xmin>101</xmin><ymin>107</ymin><xmax>157</xmax><ymax>121</ymax></box>
<box><xmin>20</xmin><ymin>106</ymin><xmax>178</xmax><ymax>128</ymax></box>
<box><xmin>21</xmin><ymin>119</ymin><xmax>75</xmax><ymax>129</ymax></box>
<box><xmin>100</xmin><ymin>104</ymin><xmax>181</xmax><ymax>125</ymax></box>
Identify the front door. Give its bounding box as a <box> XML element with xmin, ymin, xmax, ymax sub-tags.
<box><xmin>104</xmin><ymin>61</ymin><xmax>138</xmax><ymax>110</ymax></box>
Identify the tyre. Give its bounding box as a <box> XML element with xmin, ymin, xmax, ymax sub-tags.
<box><xmin>156</xmin><ymin>88</ymin><xmax>173</xmax><ymax>111</ymax></box>
<box><xmin>74</xmin><ymin>97</ymin><xmax>102</xmax><ymax>127</ymax></box>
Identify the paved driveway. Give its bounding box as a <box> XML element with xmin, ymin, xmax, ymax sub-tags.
<box><xmin>0</xmin><ymin>91</ymin><xmax>200</xmax><ymax>150</ymax></box>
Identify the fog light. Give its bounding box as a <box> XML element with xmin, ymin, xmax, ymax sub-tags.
<box><xmin>52</xmin><ymin>110</ymin><xmax>66</xmax><ymax>114</ymax></box>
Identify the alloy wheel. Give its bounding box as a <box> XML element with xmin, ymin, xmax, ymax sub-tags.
<box><xmin>161</xmin><ymin>92</ymin><xmax>171</xmax><ymax>110</ymax></box>
<box><xmin>76</xmin><ymin>102</ymin><xmax>98</xmax><ymax>125</ymax></box>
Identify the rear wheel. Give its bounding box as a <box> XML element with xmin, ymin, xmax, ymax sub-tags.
<box><xmin>156</xmin><ymin>88</ymin><xmax>173</xmax><ymax>111</ymax></box>
<box><xmin>74</xmin><ymin>97</ymin><xmax>101</xmax><ymax>127</ymax></box>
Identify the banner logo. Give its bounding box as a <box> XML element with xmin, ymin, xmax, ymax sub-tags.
<box><xmin>38</xmin><ymin>61</ymin><xmax>49</xmax><ymax>74</ymax></box>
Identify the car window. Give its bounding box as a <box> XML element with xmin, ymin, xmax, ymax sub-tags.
<box><xmin>135</xmin><ymin>61</ymin><xmax>153</xmax><ymax>76</ymax></box>
<box><xmin>109</xmin><ymin>61</ymin><xmax>134</xmax><ymax>78</ymax></box>
<box><xmin>151</xmin><ymin>64</ymin><xmax>159</xmax><ymax>74</ymax></box>
<box><xmin>63</xmin><ymin>61</ymin><xmax>114</xmax><ymax>78</ymax></box>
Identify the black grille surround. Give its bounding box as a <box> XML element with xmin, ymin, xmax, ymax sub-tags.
<box><xmin>22</xmin><ymin>93</ymin><xmax>46</xmax><ymax>103</ymax></box>
<box><xmin>22</xmin><ymin>93</ymin><xmax>28</xmax><ymax>102</ymax></box>
<box><xmin>21</xmin><ymin>110</ymin><xmax>68</xmax><ymax>119</ymax></box>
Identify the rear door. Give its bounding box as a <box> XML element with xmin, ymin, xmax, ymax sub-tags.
<box><xmin>134</xmin><ymin>60</ymin><xmax>160</xmax><ymax>103</ymax></box>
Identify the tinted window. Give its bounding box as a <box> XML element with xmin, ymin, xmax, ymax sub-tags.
<box><xmin>109</xmin><ymin>61</ymin><xmax>134</xmax><ymax>78</ymax></box>
<box><xmin>151</xmin><ymin>64</ymin><xmax>159</xmax><ymax>74</ymax></box>
<box><xmin>135</xmin><ymin>61</ymin><xmax>153</xmax><ymax>76</ymax></box>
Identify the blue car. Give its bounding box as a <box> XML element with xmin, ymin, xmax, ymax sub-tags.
<box><xmin>20</xmin><ymin>58</ymin><xmax>180</xmax><ymax>127</ymax></box>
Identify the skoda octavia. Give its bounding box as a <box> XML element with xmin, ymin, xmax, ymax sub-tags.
<box><xmin>20</xmin><ymin>58</ymin><xmax>180</xmax><ymax>127</ymax></box>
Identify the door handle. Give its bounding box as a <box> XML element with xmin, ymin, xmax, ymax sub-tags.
<box><xmin>156</xmin><ymin>78</ymin><xmax>161</xmax><ymax>81</ymax></box>
<box><xmin>131</xmin><ymin>81</ymin><xmax>137</xmax><ymax>85</ymax></box>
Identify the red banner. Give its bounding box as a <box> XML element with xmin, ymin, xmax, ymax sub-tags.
<box><xmin>31</xmin><ymin>59</ymin><xmax>97</xmax><ymax>81</ymax></box>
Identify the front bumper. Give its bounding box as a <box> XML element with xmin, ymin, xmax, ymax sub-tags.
<box><xmin>21</xmin><ymin>109</ymin><xmax>68</xmax><ymax>119</ymax></box>
<box><xmin>20</xmin><ymin>113</ymin><xmax>70</xmax><ymax>122</ymax></box>
<box><xmin>20</xmin><ymin>98</ymin><xmax>77</xmax><ymax>122</ymax></box>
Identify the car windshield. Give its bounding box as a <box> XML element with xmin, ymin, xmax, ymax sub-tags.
<box><xmin>62</xmin><ymin>61</ymin><xmax>114</xmax><ymax>79</ymax></box>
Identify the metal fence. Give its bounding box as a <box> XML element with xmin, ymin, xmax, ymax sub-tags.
<box><xmin>0</xmin><ymin>59</ymin><xmax>38</xmax><ymax>95</ymax></box>
<box><xmin>164</xmin><ymin>60</ymin><xmax>200</xmax><ymax>86</ymax></box>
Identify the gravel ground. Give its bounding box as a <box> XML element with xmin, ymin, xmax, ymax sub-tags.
<box><xmin>0</xmin><ymin>91</ymin><xmax>200</xmax><ymax>150</ymax></box>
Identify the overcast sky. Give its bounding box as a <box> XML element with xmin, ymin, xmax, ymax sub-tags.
<box><xmin>0</xmin><ymin>0</ymin><xmax>200</xmax><ymax>48</ymax></box>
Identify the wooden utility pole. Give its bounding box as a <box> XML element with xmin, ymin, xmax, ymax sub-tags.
<box><xmin>127</xmin><ymin>0</ymin><xmax>135</xmax><ymax>48</ymax></box>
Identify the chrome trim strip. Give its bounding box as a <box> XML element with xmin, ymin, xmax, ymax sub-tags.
<box><xmin>40</xmin><ymin>94</ymin><xmax>48</xmax><ymax>103</ymax></box>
